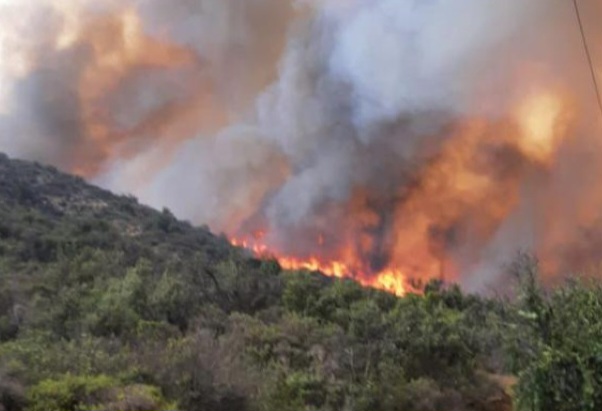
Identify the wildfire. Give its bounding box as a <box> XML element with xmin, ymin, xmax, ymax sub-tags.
<box><xmin>229</xmin><ymin>85</ymin><xmax>574</xmax><ymax>298</ymax></box>
<box><xmin>0</xmin><ymin>0</ymin><xmax>592</xmax><ymax>294</ymax></box>
<box><xmin>231</xmin><ymin>235</ymin><xmax>408</xmax><ymax>296</ymax></box>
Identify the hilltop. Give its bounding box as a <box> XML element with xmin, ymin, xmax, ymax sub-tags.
<box><xmin>0</xmin><ymin>153</ymin><xmax>600</xmax><ymax>411</ymax></box>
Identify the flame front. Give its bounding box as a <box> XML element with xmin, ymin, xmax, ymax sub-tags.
<box><xmin>231</xmin><ymin>236</ymin><xmax>408</xmax><ymax>296</ymax></box>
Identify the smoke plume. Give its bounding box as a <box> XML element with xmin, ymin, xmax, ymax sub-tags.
<box><xmin>1</xmin><ymin>0</ymin><xmax>602</xmax><ymax>292</ymax></box>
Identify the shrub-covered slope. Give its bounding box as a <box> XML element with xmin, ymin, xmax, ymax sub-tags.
<box><xmin>0</xmin><ymin>153</ymin><xmax>601</xmax><ymax>411</ymax></box>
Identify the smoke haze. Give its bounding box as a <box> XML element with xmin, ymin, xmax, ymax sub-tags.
<box><xmin>1</xmin><ymin>0</ymin><xmax>602</xmax><ymax>292</ymax></box>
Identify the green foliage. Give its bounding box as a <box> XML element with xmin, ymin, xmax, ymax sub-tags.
<box><xmin>266</xmin><ymin>372</ymin><xmax>332</xmax><ymax>411</ymax></box>
<box><xmin>1</xmin><ymin>154</ymin><xmax>601</xmax><ymax>411</ymax></box>
<box><xmin>26</xmin><ymin>374</ymin><xmax>172</xmax><ymax>411</ymax></box>
<box><xmin>509</xmin><ymin>256</ymin><xmax>602</xmax><ymax>411</ymax></box>
<box><xmin>26</xmin><ymin>374</ymin><xmax>116</xmax><ymax>411</ymax></box>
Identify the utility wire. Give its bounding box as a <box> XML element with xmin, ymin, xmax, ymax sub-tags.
<box><xmin>572</xmin><ymin>0</ymin><xmax>602</xmax><ymax>119</ymax></box>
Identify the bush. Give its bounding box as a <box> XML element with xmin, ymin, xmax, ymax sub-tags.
<box><xmin>26</xmin><ymin>374</ymin><xmax>173</xmax><ymax>411</ymax></box>
<box><xmin>26</xmin><ymin>374</ymin><xmax>116</xmax><ymax>411</ymax></box>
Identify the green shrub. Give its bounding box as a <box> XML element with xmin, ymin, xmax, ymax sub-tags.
<box><xmin>26</xmin><ymin>374</ymin><xmax>173</xmax><ymax>411</ymax></box>
<box><xmin>26</xmin><ymin>374</ymin><xmax>116</xmax><ymax>411</ymax></box>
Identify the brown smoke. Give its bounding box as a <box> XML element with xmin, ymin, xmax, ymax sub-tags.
<box><xmin>0</xmin><ymin>0</ymin><xmax>294</xmax><ymax>175</ymax></box>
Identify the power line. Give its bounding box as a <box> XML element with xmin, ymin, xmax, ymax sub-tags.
<box><xmin>572</xmin><ymin>0</ymin><xmax>602</xmax><ymax>119</ymax></box>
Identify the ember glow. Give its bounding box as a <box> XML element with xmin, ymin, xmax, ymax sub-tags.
<box><xmin>514</xmin><ymin>91</ymin><xmax>572</xmax><ymax>164</ymax></box>
<box><xmin>1</xmin><ymin>0</ymin><xmax>602</xmax><ymax>294</ymax></box>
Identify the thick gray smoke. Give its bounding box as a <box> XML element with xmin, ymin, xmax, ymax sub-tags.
<box><xmin>1</xmin><ymin>0</ymin><xmax>602</xmax><ymax>290</ymax></box>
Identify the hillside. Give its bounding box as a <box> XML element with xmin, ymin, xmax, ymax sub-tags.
<box><xmin>0</xmin><ymin>153</ymin><xmax>601</xmax><ymax>411</ymax></box>
<box><xmin>0</xmin><ymin>153</ymin><xmax>293</xmax><ymax>330</ymax></box>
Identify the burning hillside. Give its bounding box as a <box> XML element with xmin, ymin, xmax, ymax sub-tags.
<box><xmin>1</xmin><ymin>0</ymin><xmax>601</xmax><ymax>293</ymax></box>
<box><xmin>231</xmin><ymin>87</ymin><xmax>576</xmax><ymax>295</ymax></box>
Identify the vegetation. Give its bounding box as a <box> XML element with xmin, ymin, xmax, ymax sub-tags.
<box><xmin>0</xmin><ymin>153</ymin><xmax>600</xmax><ymax>410</ymax></box>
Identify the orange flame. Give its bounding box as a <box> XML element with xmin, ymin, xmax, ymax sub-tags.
<box><xmin>231</xmin><ymin>236</ymin><xmax>408</xmax><ymax>296</ymax></box>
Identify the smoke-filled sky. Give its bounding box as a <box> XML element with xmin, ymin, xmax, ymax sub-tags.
<box><xmin>1</xmin><ymin>0</ymin><xmax>602</xmax><ymax>292</ymax></box>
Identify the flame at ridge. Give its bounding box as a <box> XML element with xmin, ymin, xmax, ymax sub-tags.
<box><xmin>230</xmin><ymin>236</ymin><xmax>408</xmax><ymax>296</ymax></box>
